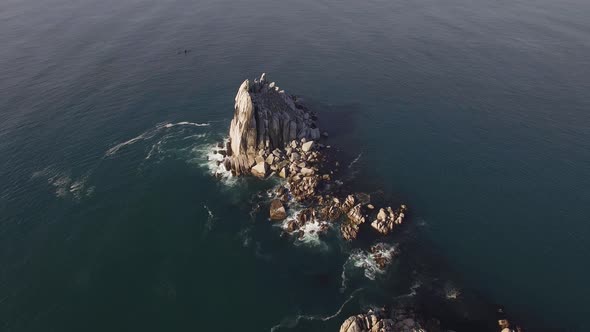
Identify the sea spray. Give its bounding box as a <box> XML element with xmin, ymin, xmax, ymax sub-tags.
<box><xmin>341</xmin><ymin>243</ymin><xmax>397</xmax><ymax>291</ymax></box>
<box><xmin>193</xmin><ymin>139</ymin><xmax>240</xmax><ymax>186</ymax></box>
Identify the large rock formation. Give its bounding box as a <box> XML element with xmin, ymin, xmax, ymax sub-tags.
<box><xmin>339</xmin><ymin>311</ymin><xmax>395</xmax><ymax>332</ymax></box>
<box><xmin>370</xmin><ymin>205</ymin><xmax>407</xmax><ymax>235</ymax></box>
<box><xmin>225</xmin><ymin>73</ymin><xmax>320</xmax><ymax>175</ymax></box>
<box><xmin>214</xmin><ymin>74</ymin><xmax>408</xmax><ymax>243</ymax></box>
<box><xmin>340</xmin><ymin>309</ymin><xmax>428</xmax><ymax>332</ymax></box>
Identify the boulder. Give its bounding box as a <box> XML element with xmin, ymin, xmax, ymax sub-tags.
<box><xmin>251</xmin><ymin>162</ymin><xmax>267</xmax><ymax>178</ymax></box>
<box><xmin>347</xmin><ymin>204</ymin><xmax>366</xmax><ymax>225</ymax></box>
<box><xmin>269</xmin><ymin>199</ymin><xmax>287</xmax><ymax>220</ymax></box>
<box><xmin>340</xmin><ymin>312</ymin><xmax>395</xmax><ymax>332</ymax></box>
<box><xmin>342</xmin><ymin>195</ymin><xmax>356</xmax><ymax>212</ymax></box>
<box><xmin>300</xmin><ymin>167</ymin><xmax>315</xmax><ymax>176</ymax></box>
<box><xmin>340</xmin><ymin>316</ymin><xmax>366</xmax><ymax>332</ymax></box>
<box><xmin>371</xmin><ymin>205</ymin><xmax>408</xmax><ymax>235</ymax></box>
<box><xmin>301</xmin><ymin>141</ymin><xmax>314</xmax><ymax>152</ymax></box>
<box><xmin>279</xmin><ymin>167</ymin><xmax>288</xmax><ymax>178</ymax></box>
<box><xmin>341</xmin><ymin>223</ymin><xmax>359</xmax><ymax>241</ymax></box>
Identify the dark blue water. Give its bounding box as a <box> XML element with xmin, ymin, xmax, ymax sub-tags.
<box><xmin>1</xmin><ymin>0</ymin><xmax>589</xmax><ymax>331</ymax></box>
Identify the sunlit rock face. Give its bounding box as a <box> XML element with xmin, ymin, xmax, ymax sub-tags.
<box><xmin>226</xmin><ymin>73</ymin><xmax>319</xmax><ymax>175</ymax></box>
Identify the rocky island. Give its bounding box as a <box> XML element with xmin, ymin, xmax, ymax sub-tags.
<box><xmin>214</xmin><ymin>73</ymin><xmax>408</xmax><ymax>243</ymax></box>
<box><xmin>208</xmin><ymin>74</ymin><xmax>524</xmax><ymax>332</ymax></box>
<box><xmin>208</xmin><ymin>74</ymin><xmax>425</xmax><ymax>331</ymax></box>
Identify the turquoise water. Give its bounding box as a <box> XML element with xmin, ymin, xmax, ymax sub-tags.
<box><xmin>1</xmin><ymin>0</ymin><xmax>589</xmax><ymax>330</ymax></box>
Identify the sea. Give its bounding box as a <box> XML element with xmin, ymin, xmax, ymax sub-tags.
<box><xmin>1</xmin><ymin>0</ymin><xmax>589</xmax><ymax>331</ymax></box>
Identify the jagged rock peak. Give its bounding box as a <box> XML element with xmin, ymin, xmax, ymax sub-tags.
<box><xmin>226</xmin><ymin>73</ymin><xmax>321</xmax><ymax>174</ymax></box>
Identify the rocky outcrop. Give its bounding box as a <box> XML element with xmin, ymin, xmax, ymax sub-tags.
<box><xmin>370</xmin><ymin>205</ymin><xmax>407</xmax><ymax>235</ymax></box>
<box><xmin>339</xmin><ymin>311</ymin><xmax>395</xmax><ymax>332</ymax></box>
<box><xmin>340</xmin><ymin>309</ymin><xmax>427</xmax><ymax>332</ymax></box>
<box><xmin>225</xmin><ymin>73</ymin><xmax>320</xmax><ymax>175</ymax></box>
<box><xmin>214</xmin><ymin>74</ymin><xmax>409</xmax><ymax>242</ymax></box>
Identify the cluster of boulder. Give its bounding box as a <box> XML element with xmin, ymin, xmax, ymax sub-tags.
<box><xmin>340</xmin><ymin>308</ymin><xmax>427</xmax><ymax>332</ymax></box>
<box><xmin>212</xmin><ymin>74</ymin><xmax>408</xmax><ymax>242</ymax></box>
<box><xmin>371</xmin><ymin>205</ymin><xmax>408</xmax><ymax>236</ymax></box>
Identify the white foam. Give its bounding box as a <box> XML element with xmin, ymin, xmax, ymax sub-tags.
<box><xmin>106</xmin><ymin>129</ymin><xmax>158</xmax><ymax>156</ymax></box>
<box><xmin>275</xmin><ymin>202</ymin><xmax>331</xmax><ymax>249</ymax></box>
<box><xmin>341</xmin><ymin>243</ymin><xmax>397</xmax><ymax>288</ymax></box>
<box><xmin>52</xmin><ymin>175</ymin><xmax>71</xmax><ymax>197</ymax></box>
<box><xmin>69</xmin><ymin>174</ymin><xmax>94</xmax><ymax>199</ymax></box>
<box><xmin>269</xmin><ymin>288</ymin><xmax>364</xmax><ymax>332</ymax></box>
<box><xmin>164</xmin><ymin>121</ymin><xmax>210</xmax><ymax>128</ymax></box>
<box><xmin>394</xmin><ymin>280</ymin><xmax>422</xmax><ymax>299</ymax></box>
<box><xmin>444</xmin><ymin>283</ymin><xmax>461</xmax><ymax>300</ymax></box>
<box><xmin>106</xmin><ymin>121</ymin><xmax>210</xmax><ymax>157</ymax></box>
<box><xmin>145</xmin><ymin>139</ymin><xmax>163</xmax><ymax>160</ymax></box>
<box><xmin>182</xmin><ymin>133</ymin><xmax>207</xmax><ymax>140</ymax></box>
<box><xmin>238</xmin><ymin>228</ymin><xmax>252</xmax><ymax>248</ymax></box>
<box><xmin>294</xmin><ymin>221</ymin><xmax>331</xmax><ymax>249</ymax></box>
<box><xmin>203</xmin><ymin>204</ymin><xmax>215</xmax><ymax>232</ymax></box>
<box><xmin>32</xmin><ymin>167</ymin><xmax>93</xmax><ymax>200</ymax></box>
<box><xmin>190</xmin><ymin>138</ymin><xmax>239</xmax><ymax>186</ymax></box>
<box><xmin>348</xmin><ymin>152</ymin><xmax>363</xmax><ymax>168</ymax></box>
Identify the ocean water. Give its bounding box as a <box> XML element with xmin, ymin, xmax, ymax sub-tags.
<box><xmin>1</xmin><ymin>0</ymin><xmax>590</xmax><ymax>331</ymax></box>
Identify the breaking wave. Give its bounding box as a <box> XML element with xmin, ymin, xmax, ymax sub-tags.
<box><xmin>340</xmin><ymin>243</ymin><xmax>397</xmax><ymax>291</ymax></box>
<box><xmin>273</xmin><ymin>201</ymin><xmax>331</xmax><ymax>250</ymax></box>
<box><xmin>191</xmin><ymin>139</ymin><xmax>239</xmax><ymax>186</ymax></box>
<box><xmin>269</xmin><ymin>288</ymin><xmax>364</xmax><ymax>332</ymax></box>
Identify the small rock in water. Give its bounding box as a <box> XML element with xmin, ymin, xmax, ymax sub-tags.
<box><xmin>269</xmin><ymin>199</ymin><xmax>287</xmax><ymax>220</ymax></box>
